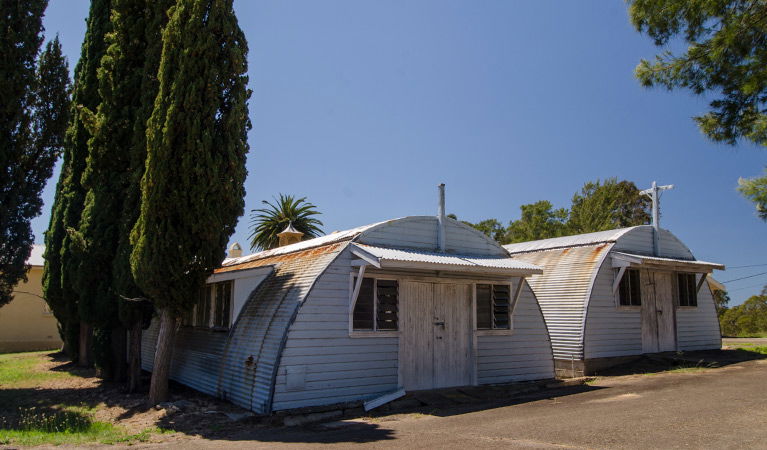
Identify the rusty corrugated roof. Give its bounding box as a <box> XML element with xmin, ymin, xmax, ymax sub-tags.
<box><xmin>503</xmin><ymin>227</ymin><xmax>641</xmax><ymax>254</ymax></box>
<box><xmin>508</xmin><ymin>244</ymin><xmax>612</xmax><ymax>360</ymax></box>
<box><xmin>215</xmin><ymin>242</ymin><xmax>345</xmax><ymax>273</ymax></box>
<box><xmin>221</xmin><ymin>220</ymin><xmax>394</xmax><ymax>268</ymax></box>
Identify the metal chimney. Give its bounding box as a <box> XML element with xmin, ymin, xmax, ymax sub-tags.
<box><xmin>437</xmin><ymin>183</ymin><xmax>446</xmax><ymax>252</ymax></box>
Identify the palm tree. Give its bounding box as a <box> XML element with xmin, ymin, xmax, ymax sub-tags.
<box><xmin>248</xmin><ymin>194</ymin><xmax>324</xmax><ymax>250</ymax></box>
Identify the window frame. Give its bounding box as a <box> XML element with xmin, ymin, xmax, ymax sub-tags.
<box><xmin>348</xmin><ymin>274</ymin><xmax>399</xmax><ymax>337</ymax></box>
<box><xmin>616</xmin><ymin>268</ymin><xmax>642</xmax><ymax>309</ymax></box>
<box><xmin>676</xmin><ymin>272</ymin><xmax>698</xmax><ymax>308</ymax></box>
<box><xmin>474</xmin><ymin>282</ymin><xmax>515</xmax><ymax>335</ymax></box>
<box><xmin>183</xmin><ymin>280</ymin><xmax>234</xmax><ymax>331</ymax></box>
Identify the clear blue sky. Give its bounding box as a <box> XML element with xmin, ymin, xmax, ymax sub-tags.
<box><xmin>35</xmin><ymin>1</ymin><xmax>767</xmax><ymax>305</ymax></box>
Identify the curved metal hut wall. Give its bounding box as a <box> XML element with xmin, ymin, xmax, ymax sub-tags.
<box><xmin>143</xmin><ymin>216</ymin><xmax>556</xmax><ymax>414</ymax></box>
<box><xmin>142</xmin><ymin>242</ymin><xmax>347</xmax><ymax>414</ymax></box>
<box><xmin>505</xmin><ymin>225</ymin><xmax>721</xmax><ymax>365</ymax></box>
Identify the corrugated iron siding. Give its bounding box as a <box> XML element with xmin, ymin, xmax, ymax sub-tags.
<box><xmin>141</xmin><ymin>323</ymin><xmax>229</xmax><ymax>397</ymax></box>
<box><xmin>216</xmin><ymin>243</ymin><xmax>346</xmax><ymax>414</ymax></box>
<box><xmin>141</xmin><ymin>242</ymin><xmax>347</xmax><ymax>414</ymax></box>
<box><xmin>476</xmin><ymin>282</ymin><xmax>555</xmax><ymax>384</ymax></box>
<box><xmin>509</xmin><ymin>244</ymin><xmax>611</xmax><ymax>360</ymax></box>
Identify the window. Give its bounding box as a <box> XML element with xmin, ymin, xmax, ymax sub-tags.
<box><xmin>618</xmin><ymin>269</ymin><xmax>641</xmax><ymax>306</ymax></box>
<box><xmin>677</xmin><ymin>273</ymin><xmax>698</xmax><ymax>307</ymax></box>
<box><xmin>183</xmin><ymin>280</ymin><xmax>233</xmax><ymax>329</ymax></box>
<box><xmin>476</xmin><ymin>284</ymin><xmax>511</xmax><ymax>330</ymax></box>
<box><xmin>214</xmin><ymin>281</ymin><xmax>232</xmax><ymax>327</ymax></box>
<box><xmin>352</xmin><ymin>277</ymin><xmax>398</xmax><ymax>331</ymax></box>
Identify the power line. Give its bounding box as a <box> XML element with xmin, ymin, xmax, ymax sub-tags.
<box><xmin>726</xmin><ymin>263</ymin><xmax>767</xmax><ymax>269</ymax></box>
<box><xmin>727</xmin><ymin>282</ymin><xmax>767</xmax><ymax>293</ymax></box>
<box><xmin>720</xmin><ymin>271</ymin><xmax>767</xmax><ymax>284</ymax></box>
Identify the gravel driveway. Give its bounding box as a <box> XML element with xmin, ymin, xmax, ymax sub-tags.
<box><xmin>123</xmin><ymin>355</ymin><xmax>767</xmax><ymax>450</ymax></box>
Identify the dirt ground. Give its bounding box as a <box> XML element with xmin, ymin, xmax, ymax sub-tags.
<box><xmin>0</xmin><ymin>351</ymin><xmax>265</xmax><ymax>445</ymax></box>
<box><xmin>131</xmin><ymin>352</ymin><xmax>767</xmax><ymax>449</ymax></box>
<box><xmin>3</xmin><ymin>347</ymin><xmax>766</xmax><ymax>449</ymax></box>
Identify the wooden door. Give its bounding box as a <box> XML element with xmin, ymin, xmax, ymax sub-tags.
<box><xmin>640</xmin><ymin>270</ymin><xmax>659</xmax><ymax>353</ymax></box>
<box><xmin>640</xmin><ymin>271</ymin><xmax>677</xmax><ymax>353</ymax></box>
<box><xmin>433</xmin><ymin>283</ymin><xmax>473</xmax><ymax>389</ymax></box>
<box><xmin>399</xmin><ymin>282</ymin><xmax>435</xmax><ymax>390</ymax></box>
<box><xmin>399</xmin><ymin>281</ymin><xmax>473</xmax><ymax>391</ymax></box>
<box><xmin>653</xmin><ymin>272</ymin><xmax>677</xmax><ymax>352</ymax></box>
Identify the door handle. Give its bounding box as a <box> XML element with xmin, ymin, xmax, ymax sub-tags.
<box><xmin>433</xmin><ymin>321</ymin><xmax>445</xmax><ymax>328</ymax></box>
<box><xmin>657</xmin><ymin>310</ymin><xmax>663</xmax><ymax>315</ymax></box>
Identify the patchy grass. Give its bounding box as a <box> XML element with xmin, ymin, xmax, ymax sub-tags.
<box><xmin>0</xmin><ymin>405</ymin><xmax>170</xmax><ymax>446</ymax></box>
<box><xmin>665</xmin><ymin>365</ymin><xmax>710</xmax><ymax>374</ymax></box>
<box><xmin>0</xmin><ymin>419</ymin><xmax>124</xmax><ymax>446</ymax></box>
<box><xmin>738</xmin><ymin>346</ymin><xmax>767</xmax><ymax>355</ymax></box>
<box><xmin>0</xmin><ymin>351</ymin><xmax>173</xmax><ymax>446</ymax></box>
<box><xmin>0</xmin><ymin>351</ymin><xmax>69</xmax><ymax>387</ymax></box>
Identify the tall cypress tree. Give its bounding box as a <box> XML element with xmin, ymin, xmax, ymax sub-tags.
<box><xmin>111</xmin><ymin>0</ymin><xmax>175</xmax><ymax>391</ymax></box>
<box><xmin>2</xmin><ymin>1</ymin><xmax>70</xmax><ymax>307</ymax></box>
<box><xmin>131</xmin><ymin>0</ymin><xmax>250</xmax><ymax>404</ymax></box>
<box><xmin>44</xmin><ymin>0</ymin><xmax>111</xmax><ymax>366</ymax></box>
<box><xmin>77</xmin><ymin>0</ymin><xmax>174</xmax><ymax>382</ymax></box>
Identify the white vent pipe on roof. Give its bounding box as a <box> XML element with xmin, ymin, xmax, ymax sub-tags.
<box><xmin>438</xmin><ymin>183</ymin><xmax>446</xmax><ymax>252</ymax></box>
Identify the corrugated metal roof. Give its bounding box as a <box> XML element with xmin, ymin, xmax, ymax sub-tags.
<box><xmin>503</xmin><ymin>227</ymin><xmax>641</xmax><ymax>254</ymax></box>
<box><xmin>222</xmin><ymin>220</ymin><xmax>394</xmax><ymax>267</ymax></box>
<box><xmin>509</xmin><ymin>244</ymin><xmax>613</xmax><ymax>360</ymax></box>
<box><xmin>352</xmin><ymin>244</ymin><xmax>542</xmax><ymax>275</ymax></box>
<box><xmin>611</xmin><ymin>252</ymin><xmax>725</xmax><ymax>271</ymax></box>
<box><xmin>27</xmin><ymin>245</ymin><xmax>44</xmax><ymax>266</ymax></box>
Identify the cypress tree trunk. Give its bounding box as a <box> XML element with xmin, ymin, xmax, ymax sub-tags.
<box><xmin>110</xmin><ymin>327</ymin><xmax>127</xmax><ymax>382</ymax></box>
<box><xmin>148</xmin><ymin>308</ymin><xmax>178</xmax><ymax>404</ymax></box>
<box><xmin>128</xmin><ymin>320</ymin><xmax>143</xmax><ymax>392</ymax></box>
<box><xmin>78</xmin><ymin>322</ymin><xmax>93</xmax><ymax>367</ymax></box>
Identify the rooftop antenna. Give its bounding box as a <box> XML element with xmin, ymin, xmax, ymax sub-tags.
<box><xmin>437</xmin><ymin>183</ymin><xmax>446</xmax><ymax>252</ymax></box>
<box><xmin>639</xmin><ymin>181</ymin><xmax>674</xmax><ymax>256</ymax></box>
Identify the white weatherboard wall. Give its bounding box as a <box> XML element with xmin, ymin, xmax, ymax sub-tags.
<box><xmin>676</xmin><ymin>283</ymin><xmax>721</xmax><ymax>350</ymax></box>
<box><xmin>582</xmin><ymin>227</ymin><xmax>718</xmax><ymax>359</ymax></box>
<box><xmin>271</xmin><ymin>217</ymin><xmax>554</xmax><ymax>411</ymax></box>
<box><xmin>476</xmin><ymin>282</ymin><xmax>554</xmax><ymax>384</ymax></box>
<box><xmin>583</xmin><ymin>260</ymin><xmax>642</xmax><ymax>359</ymax></box>
<box><xmin>272</xmin><ymin>250</ymin><xmax>555</xmax><ymax>411</ymax></box>
<box><xmin>271</xmin><ymin>248</ymin><xmax>399</xmax><ymax>411</ymax></box>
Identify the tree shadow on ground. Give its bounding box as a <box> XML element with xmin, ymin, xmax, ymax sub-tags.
<box><xmin>163</xmin><ymin>383</ymin><xmax>606</xmax><ymax>444</ymax></box>
<box><xmin>2</xmin><ymin>351</ymin><xmax>610</xmax><ymax>445</ymax></box>
<box><xmin>592</xmin><ymin>348</ymin><xmax>767</xmax><ymax>377</ymax></box>
<box><xmin>46</xmin><ymin>351</ymin><xmax>101</xmax><ymax>379</ymax></box>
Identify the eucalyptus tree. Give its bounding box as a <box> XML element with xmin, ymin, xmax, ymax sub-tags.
<box><xmin>738</xmin><ymin>170</ymin><xmax>767</xmax><ymax>222</ymax></box>
<box><xmin>131</xmin><ymin>0</ymin><xmax>250</xmax><ymax>404</ymax></box>
<box><xmin>567</xmin><ymin>178</ymin><xmax>650</xmax><ymax>234</ymax></box>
